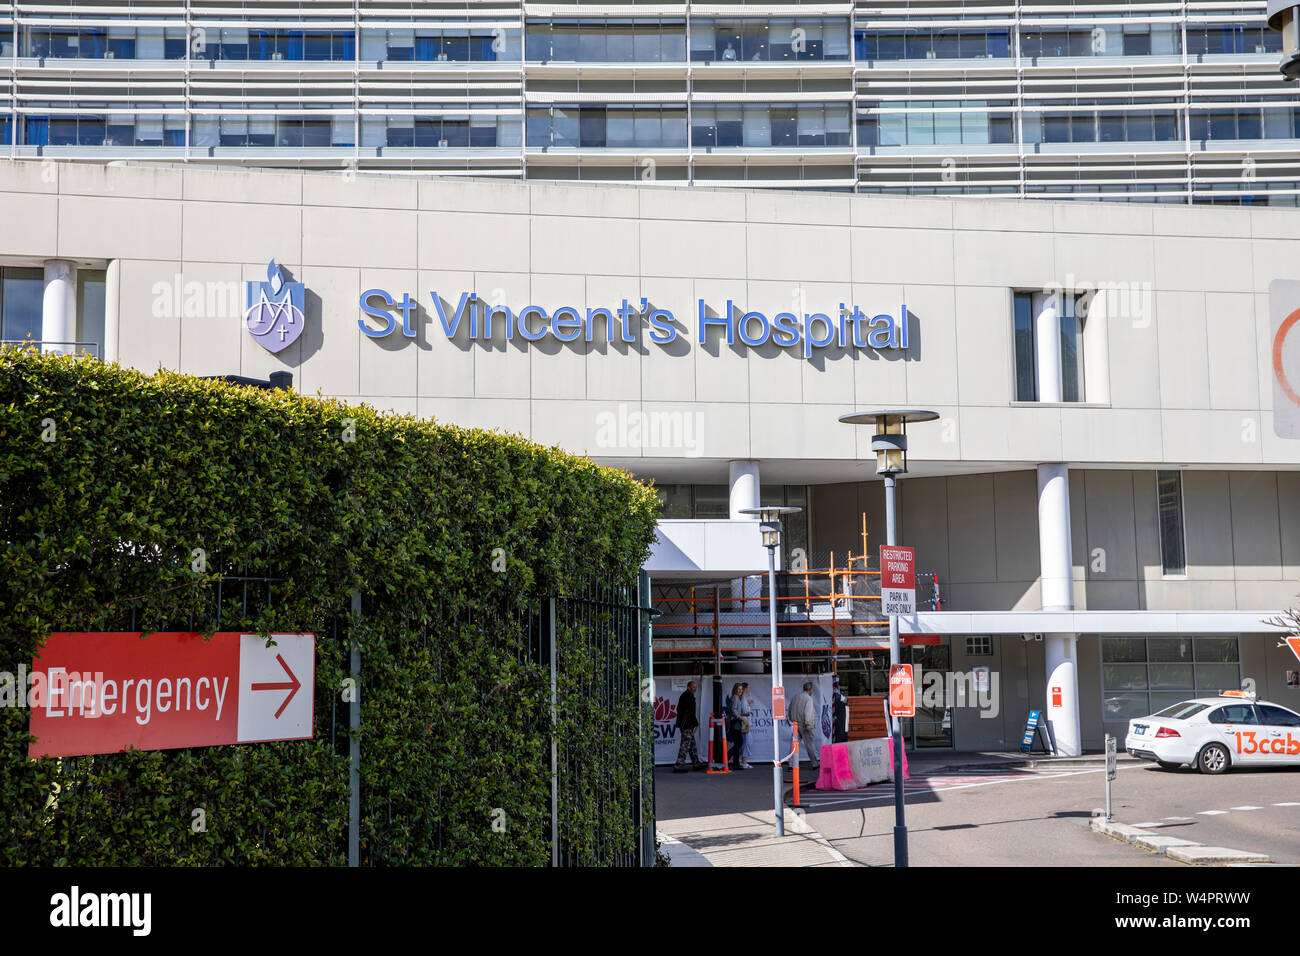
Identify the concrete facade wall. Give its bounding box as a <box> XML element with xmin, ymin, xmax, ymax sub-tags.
<box><xmin>2</xmin><ymin>160</ymin><xmax>1299</xmax><ymax>474</ymax></box>
<box><xmin>810</xmin><ymin>469</ymin><xmax>1300</xmax><ymax>613</ymax></box>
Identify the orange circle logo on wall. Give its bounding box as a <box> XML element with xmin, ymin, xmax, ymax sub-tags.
<box><xmin>1276</xmin><ymin>307</ymin><xmax>1300</xmax><ymax>408</ymax></box>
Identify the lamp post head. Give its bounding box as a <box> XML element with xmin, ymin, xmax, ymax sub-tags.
<box><xmin>838</xmin><ymin>409</ymin><xmax>940</xmax><ymax>475</ymax></box>
<box><xmin>738</xmin><ymin>505</ymin><xmax>802</xmax><ymax>549</ymax></box>
<box><xmin>1267</xmin><ymin>0</ymin><xmax>1300</xmax><ymax>80</ymax></box>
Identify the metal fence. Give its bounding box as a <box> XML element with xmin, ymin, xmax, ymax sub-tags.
<box><xmin>83</xmin><ymin>571</ymin><xmax>655</xmax><ymax>866</ymax></box>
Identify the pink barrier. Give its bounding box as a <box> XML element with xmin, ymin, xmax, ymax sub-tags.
<box><xmin>815</xmin><ymin>738</ymin><xmax>910</xmax><ymax>791</ymax></box>
<box><xmin>814</xmin><ymin>743</ymin><xmax>853</xmax><ymax>791</ymax></box>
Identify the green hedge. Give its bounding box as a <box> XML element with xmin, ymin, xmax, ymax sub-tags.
<box><xmin>0</xmin><ymin>350</ymin><xmax>659</xmax><ymax>865</ymax></box>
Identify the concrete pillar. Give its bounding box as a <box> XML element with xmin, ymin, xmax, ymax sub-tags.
<box><xmin>1031</xmin><ymin>291</ymin><xmax>1062</xmax><ymax>403</ymax></box>
<box><xmin>728</xmin><ymin>461</ymin><xmax>765</xmax><ymax>674</ymax></box>
<box><xmin>1036</xmin><ymin>463</ymin><xmax>1073</xmax><ymax>612</ymax></box>
<box><xmin>1037</xmin><ymin>461</ymin><xmax>1080</xmax><ymax>755</ymax></box>
<box><xmin>42</xmin><ymin>259</ymin><xmax>76</xmax><ymax>355</ymax></box>
<box><xmin>102</xmin><ymin>258</ymin><xmax>120</xmax><ymax>363</ymax></box>
<box><xmin>1045</xmin><ymin>635</ymin><xmax>1082</xmax><ymax>757</ymax></box>
<box><xmin>728</xmin><ymin>460</ymin><xmax>760</xmax><ymax>519</ymax></box>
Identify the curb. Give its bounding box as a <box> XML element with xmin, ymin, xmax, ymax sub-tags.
<box><xmin>1089</xmin><ymin>817</ymin><xmax>1271</xmax><ymax>865</ymax></box>
<box><xmin>785</xmin><ymin>808</ymin><xmax>855</xmax><ymax>867</ymax></box>
<box><xmin>656</xmin><ymin>830</ymin><xmax>713</xmax><ymax>867</ymax></box>
<box><xmin>919</xmin><ymin>756</ymin><xmax>1141</xmax><ymax>775</ymax></box>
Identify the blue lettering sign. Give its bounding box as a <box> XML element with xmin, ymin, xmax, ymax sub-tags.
<box><xmin>357</xmin><ymin>290</ymin><xmax>916</xmax><ymax>359</ymax></box>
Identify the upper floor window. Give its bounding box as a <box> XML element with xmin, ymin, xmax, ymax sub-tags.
<box><xmin>1186</xmin><ymin>23</ymin><xmax>1282</xmax><ymax>55</ymax></box>
<box><xmin>527</xmin><ymin>105</ymin><xmax>687</xmax><ymax>149</ymax></box>
<box><xmin>526</xmin><ymin>21</ymin><xmax>685</xmax><ymax>62</ymax></box>
<box><xmin>363</xmin><ymin>28</ymin><xmax>517</xmax><ymax>63</ymax></box>
<box><xmin>1023</xmin><ymin>110</ymin><xmax>1181</xmax><ymax>144</ymax></box>
<box><xmin>1021</xmin><ymin>23</ymin><xmax>1180</xmax><ymax>57</ymax></box>
<box><xmin>691</xmin><ymin>18</ymin><xmax>849</xmax><ymax>63</ymax></box>
<box><xmin>1011</xmin><ymin>291</ymin><xmax>1086</xmax><ymax>402</ymax></box>
<box><xmin>23</xmin><ymin>113</ymin><xmax>187</xmax><ymax>147</ymax></box>
<box><xmin>691</xmin><ymin>103</ymin><xmax>851</xmax><ymax>148</ymax></box>
<box><xmin>194</xmin><ymin>114</ymin><xmax>355</xmax><ymax>148</ymax></box>
<box><xmin>372</xmin><ymin>113</ymin><xmax>517</xmax><ymax>149</ymax></box>
<box><xmin>1189</xmin><ymin>107</ymin><xmax>1300</xmax><ymax>142</ymax></box>
<box><xmin>25</xmin><ymin>26</ymin><xmax>188</xmax><ymax>59</ymax></box>
<box><xmin>856</xmin><ymin>28</ymin><xmax>1009</xmax><ymax>61</ymax></box>
<box><xmin>860</xmin><ymin>104</ymin><xmax>1013</xmax><ymax>146</ymax></box>
<box><xmin>197</xmin><ymin>29</ymin><xmax>356</xmax><ymax>61</ymax></box>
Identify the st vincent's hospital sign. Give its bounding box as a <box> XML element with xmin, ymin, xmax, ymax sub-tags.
<box><xmin>358</xmin><ymin>288</ymin><xmax>913</xmax><ymax>359</ymax></box>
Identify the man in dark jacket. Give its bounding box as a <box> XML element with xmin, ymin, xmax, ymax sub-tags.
<box><xmin>673</xmin><ymin>681</ymin><xmax>706</xmax><ymax>772</ymax></box>
<box><xmin>832</xmin><ymin>677</ymin><xmax>849</xmax><ymax>743</ymax></box>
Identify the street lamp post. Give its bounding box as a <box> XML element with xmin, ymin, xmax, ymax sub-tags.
<box><xmin>1267</xmin><ymin>0</ymin><xmax>1300</xmax><ymax>80</ymax></box>
<box><xmin>740</xmin><ymin>505</ymin><xmax>801</xmax><ymax>838</ymax></box>
<box><xmin>838</xmin><ymin>409</ymin><xmax>938</xmax><ymax>869</ymax></box>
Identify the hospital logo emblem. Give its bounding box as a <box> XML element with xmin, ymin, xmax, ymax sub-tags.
<box><xmin>246</xmin><ymin>260</ymin><xmax>305</xmax><ymax>353</ymax></box>
<box><xmin>1270</xmin><ymin>279</ymin><xmax>1300</xmax><ymax>439</ymax></box>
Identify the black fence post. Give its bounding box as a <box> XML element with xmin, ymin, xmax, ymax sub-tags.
<box><xmin>348</xmin><ymin>589</ymin><xmax>361</xmax><ymax>868</ymax></box>
<box><xmin>638</xmin><ymin>570</ymin><xmax>654</xmax><ymax>866</ymax></box>
<box><xmin>547</xmin><ymin>596</ymin><xmax>559</xmax><ymax>867</ymax></box>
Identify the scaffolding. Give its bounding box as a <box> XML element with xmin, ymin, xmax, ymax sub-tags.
<box><xmin>651</xmin><ymin>513</ymin><xmax>942</xmax><ymax>674</ymax></box>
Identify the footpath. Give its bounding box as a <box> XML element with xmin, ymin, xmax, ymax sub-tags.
<box><xmin>655</xmin><ymin>750</ymin><xmax>1132</xmax><ymax>867</ymax></box>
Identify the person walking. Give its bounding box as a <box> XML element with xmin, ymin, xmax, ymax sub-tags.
<box><xmin>673</xmin><ymin>680</ymin><xmax>706</xmax><ymax>773</ymax></box>
<box><xmin>790</xmin><ymin>682</ymin><xmax>820</xmax><ymax>769</ymax></box>
<box><xmin>737</xmin><ymin>682</ymin><xmax>755</xmax><ymax>769</ymax></box>
<box><xmin>676</xmin><ymin>681</ymin><xmax>707</xmax><ymax>770</ymax></box>
<box><xmin>725</xmin><ymin>683</ymin><xmax>744</xmax><ymax>769</ymax></box>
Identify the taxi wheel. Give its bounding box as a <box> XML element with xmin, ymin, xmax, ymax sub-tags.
<box><xmin>1196</xmin><ymin>743</ymin><xmax>1231</xmax><ymax>775</ymax></box>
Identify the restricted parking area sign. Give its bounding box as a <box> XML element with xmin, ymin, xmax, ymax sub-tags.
<box><xmin>879</xmin><ymin>545</ymin><xmax>916</xmax><ymax>615</ymax></box>
<box><xmin>27</xmin><ymin>632</ymin><xmax>315</xmax><ymax>758</ymax></box>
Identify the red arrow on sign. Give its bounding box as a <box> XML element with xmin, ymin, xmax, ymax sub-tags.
<box><xmin>1287</xmin><ymin>636</ymin><xmax>1300</xmax><ymax>664</ymax></box>
<box><xmin>251</xmin><ymin>653</ymin><xmax>302</xmax><ymax>719</ymax></box>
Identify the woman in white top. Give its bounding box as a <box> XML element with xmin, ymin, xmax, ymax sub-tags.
<box><xmin>737</xmin><ymin>682</ymin><xmax>755</xmax><ymax>769</ymax></box>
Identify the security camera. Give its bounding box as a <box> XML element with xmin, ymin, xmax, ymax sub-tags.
<box><xmin>1022</xmin><ymin>633</ymin><xmax>1044</xmax><ymax>643</ymax></box>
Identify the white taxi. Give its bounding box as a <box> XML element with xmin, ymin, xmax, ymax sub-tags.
<box><xmin>1125</xmin><ymin>691</ymin><xmax>1300</xmax><ymax>774</ymax></box>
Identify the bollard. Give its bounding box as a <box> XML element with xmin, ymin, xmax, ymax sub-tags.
<box><xmin>791</xmin><ymin>720</ymin><xmax>801</xmax><ymax>806</ymax></box>
<box><xmin>707</xmin><ymin>714</ymin><xmax>731</xmax><ymax>775</ymax></box>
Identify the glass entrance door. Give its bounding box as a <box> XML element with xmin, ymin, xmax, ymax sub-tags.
<box><xmin>903</xmin><ymin>641</ymin><xmax>953</xmax><ymax>748</ymax></box>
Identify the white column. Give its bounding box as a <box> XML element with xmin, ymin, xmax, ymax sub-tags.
<box><xmin>42</xmin><ymin>259</ymin><xmax>77</xmax><ymax>355</ymax></box>
<box><xmin>103</xmin><ymin>258</ymin><xmax>120</xmax><ymax>363</ymax></box>
<box><xmin>1045</xmin><ymin>635</ymin><xmax>1082</xmax><ymax>757</ymax></box>
<box><xmin>1037</xmin><ymin>461</ymin><xmax>1080</xmax><ymax>755</ymax></box>
<box><xmin>1031</xmin><ymin>291</ymin><xmax>1062</xmax><ymax>403</ymax></box>
<box><xmin>1036</xmin><ymin>463</ymin><xmax>1073</xmax><ymax>612</ymax></box>
<box><xmin>729</xmin><ymin>460</ymin><xmax>764</xmax><ymax>674</ymax></box>
<box><xmin>728</xmin><ymin>460</ymin><xmax>760</xmax><ymax>519</ymax></box>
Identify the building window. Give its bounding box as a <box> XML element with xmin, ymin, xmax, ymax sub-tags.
<box><xmin>527</xmin><ymin>21</ymin><xmax>686</xmax><ymax>63</ymax></box>
<box><xmin>965</xmin><ymin>636</ymin><xmax>993</xmax><ymax>656</ymax></box>
<box><xmin>1102</xmin><ymin>636</ymin><xmax>1239</xmax><ymax>720</ymax></box>
<box><xmin>528</xmin><ymin>105</ymin><xmax>688</xmax><ymax>149</ymax></box>
<box><xmin>690</xmin><ymin>104</ymin><xmax>850</xmax><ymax>148</ymax></box>
<box><xmin>1011</xmin><ymin>291</ymin><xmax>1086</xmax><ymax>402</ymax></box>
<box><xmin>654</xmin><ymin>484</ymin><xmax>808</xmax><ymax>569</ymax></box>
<box><xmin>855</xmin><ymin>28</ymin><xmax>1010</xmax><ymax>61</ymax></box>
<box><xmin>860</xmin><ymin>105</ymin><xmax>1015</xmax><ymax>147</ymax></box>
<box><xmin>78</xmin><ymin>270</ymin><xmax>107</xmax><ymax>358</ymax></box>
<box><xmin>1157</xmin><ymin>471</ymin><xmax>1187</xmax><ymax>576</ymax></box>
<box><xmin>1</xmin><ymin>267</ymin><xmax>44</xmax><ymax>345</ymax></box>
<box><xmin>1012</xmin><ymin>292</ymin><xmax>1037</xmax><ymax>401</ymax></box>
